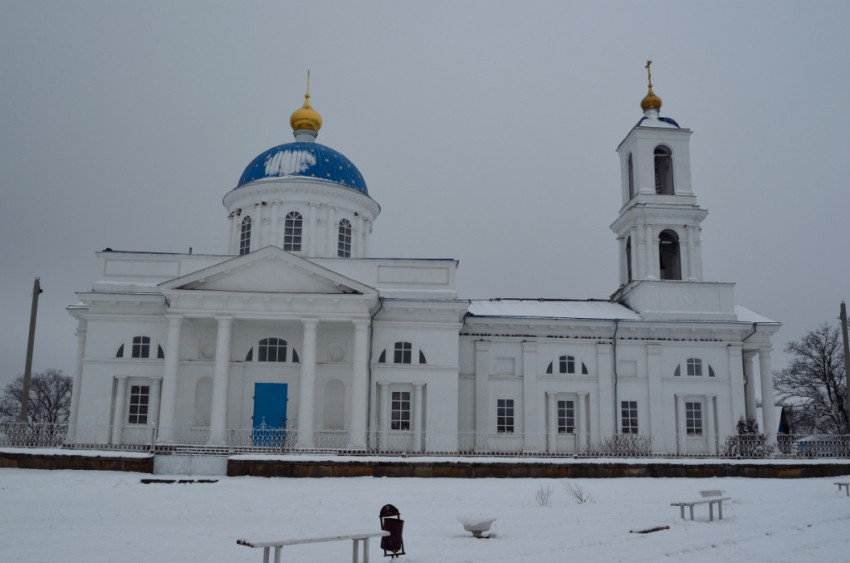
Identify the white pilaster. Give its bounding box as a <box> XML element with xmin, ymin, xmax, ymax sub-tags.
<box><xmin>326</xmin><ymin>206</ymin><xmax>336</xmax><ymax>257</ymax></box>
<box><xmin>645</xmin><ymin>224</ymin><xmax>656</xmax><ymax>279</ymax></box>
<box><xmin>596</xmin><ymin>343</ymin><xmax>614</xmax><ymax>437</ymax></box>
<box><xmin>546</xmin><ymin>391</ymin><xmax>557</xmax><ymax>453</ymax></box>
<box><xmin>676</xmin><ymin>393</ymin><xmax>686</xmax><ymax>454</ymax></box>
<box><xmin>706</xmin><ymin>394</ymin><xmax>716</xmax><ymax>455</ymax></box>
<box><xmin>686</xmin><ymin>225</ymin><xmax>697</xmax><ymax>281</ymax></box>
<box><xmin>296</xmin><ymin>318</ymin><xmax>318</xmax><ymax>448</ymax></box>
<box><xmin>157</xmin><ymin>314</ymin><xmax>183</xmax><ymax>443</ymax></box>
<box><xmin>348</xmin><ymin>319</ymin><xmax>370</xmax><ymax>449</ymax></box>
<box><xmin>208</xmin><ymin>316</ymin><xmax>233</xmax><ymax>445</ymax></box>
<box><xmin>111</xmin><ymin>376</ymin><xmax>128</xmax><ymax>445</ymax></box>
<box><xmin>474</xmin><ymin>341</ymin><xmax>490</xmax><ymax>449</ymax></box>
<box><xmin>307</xmin><ymin>203</ymin><xmax>317</xmax><ymax>256</ymax></box>
<box><xmin>521</xmin><ymin>341</ymin><xmax>539</xmax><ymax>451</ymax></box>
<box><xmin>728</xmin><ymin>344</ymin><xmax>746</xmax><ymax>426</ymax></box>
<box><xmin>646</xmin><ymin>344</ymin><xmax>664</xmax><ymax>440</ymax></box>
<box><xmin>148</xmin><ymin>376</ymin><xmax>162</xmax><ymax>433</ymax></box>
<box><xmin>577</xmin><ymin>392</ymin><xmax>587</xmax><ymax>450</ymax></box>
<box><xmin>271</xmin><ymin>202</ymin><xmax>280</xmax><ymax>248</ymax></box>
<box><xmin>413</xmin><ymin>382</ymin><xmax>424</xmax><ymax>452</ymax></box>
<box><xmin>378</xmin><ymin>381</ymin><xmax>390</xmax><ymax>451</ymax></box>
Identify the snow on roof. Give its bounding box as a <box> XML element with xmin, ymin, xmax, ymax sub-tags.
<box><xmin>467</xmin><ymin>299</ymin><xmax>641</xmax><ymax>321</ymax></box>
<box><xmin>734</xmin><ymin>305</ymin><xmax>779</xmax><ymax>324</ymax></box>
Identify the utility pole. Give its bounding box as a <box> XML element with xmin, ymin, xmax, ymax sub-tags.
<box><xmin>840</xmin><ymin>301</ymin><xmax>850</xmax><ymax>432</ymax></box>
<box><xmin>20</xmin><ymin>277</ymin><xmax>43</xmax><ymax>423</ymax></box>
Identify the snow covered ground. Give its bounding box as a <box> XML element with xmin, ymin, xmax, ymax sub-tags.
<box><xmin>1</xmin><ymin>468</ymin><xmax>848</xmax><ymax>562</ymax></box>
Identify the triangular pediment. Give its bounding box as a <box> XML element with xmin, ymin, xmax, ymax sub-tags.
<box><xmin>159</xmin><ymin>246</ymin><xmax>376</xmax><ymax>295</ymax></box>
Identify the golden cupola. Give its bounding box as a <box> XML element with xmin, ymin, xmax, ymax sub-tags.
<box><xmin>640</xmin><ymin>60</ymin><xmax>662</xmax><ymax>113</ymax></box>
<box><xmin>290</xmin><ymin>72</ymin><xmax>322</xmax><ymax>133</ymax></box>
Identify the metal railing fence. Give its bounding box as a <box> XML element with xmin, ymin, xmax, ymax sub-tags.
<box><xmin>1</xmin><ymin>421</ymin><xmax>848</xmax><ymax>459</ymax></box>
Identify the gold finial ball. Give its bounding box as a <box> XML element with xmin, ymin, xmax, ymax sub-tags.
<box><xmin>641</xmin><ymin>89</ymin><xmax>662</xmax><ymax>111</ymax></box>
<box><xmin>290</xmin><ymin>94</ymin><xmax>322</xmax><ymax>132</ymax></box>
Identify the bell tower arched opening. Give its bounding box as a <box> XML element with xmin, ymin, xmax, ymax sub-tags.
<box><xmin>659</xmin><ymin>229</ymin><xmax>681</xmax><ymax>280</ymax></box>
<box><xmin>654</xmin><ymin>145</ymin><xmax>674</xmax><ymax>195</ymax></box>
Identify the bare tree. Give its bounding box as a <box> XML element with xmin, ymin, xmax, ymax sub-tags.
<box><xmin>774</xmin><ymin>324</ymin><xmax>848</xmax><ymax>435</ymax></box>
<box><xmin>0</xmin><ymin>369</ymin><xmax>72</xmax><ymax>426</ymax></box>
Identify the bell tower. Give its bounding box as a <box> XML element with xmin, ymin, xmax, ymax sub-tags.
<box><xmin>610</xmin><ymin>63</ymin><xmax>735</xmax><ymax>322</ymax></box>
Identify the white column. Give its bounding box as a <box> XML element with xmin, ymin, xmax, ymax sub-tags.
<box><xmin>706</xmin><ymin>394</ymin><xmax>716</xmax><ymax>455</ymax></box>
<box><xmin>686</xmin><ymin>225</ymin><xmax>697</xmax><ymax>281</ymax></box>
<box><xmin>157</xmin><ymin>314</ymin><xmax>183</xmax><ymax>443</ymax></box>
<box><xmin>208</xmin><ymin>316</ymin><xmax>233</xmax><ymax>445</ymax></box>
<box><xmin>521</xmin><ymin>341</ymin><xmax>539</xmax><ymax>452</ymax></box>
<box><xmin>413</xmin><ymin>382</ymin><xmax>424</xmax><ymax>452</ymax></box>
<box><xmin>743</xmin><ymin>351</ymin><xmax>757</xmax><ymax>421</ymax></box>
<box><xmin>348</xmin><ymin>319</ymin><xmax>370</xmax><ymax>449</ymax></box>
<box><xmin>378</xmin><ymin>382</ymin><xmax>390</xmax><ymax>451</ymax></box>
<box><xmin>676</xmin><ymin>393</ymin><xmax>686</xmax><ymax>454</ymax></box>
<box><xmin>67</xmin><ymin>320</ymin><xmax>87</xmax><ymax>441</ymax></box>
<box><xmin>111</xmin><ymin>376</ymin><xmax>128</xmax><ymax>445</ymax></box>
<box><xmin>546</xmin><ymin>392</ymin><xmax>557</xmax><ymax>453</ymax></box>
<box><xmin>727</xmin><ymin>344</ymin><xmax>746</xmax><ymax>427</ymax></box>
<box><xmin>474</xmin><ymin>341</ymin><xmax>490</xmax><ymax>450</ymax></box>
<box><xmin>296</xmin><ymin>318</ymin><xmax>318</xmax><ymax>448</ymax></box>
<box><xmin>148</xmin><ymin>377</ymin><xmax>162</xmax><ymax>433</ymax></box>
<box><xmin>758</xmin><ymin>348</ymin><xmax>777</xmax><ymax>447</ymax></box>
<box><xmin>577</xmin><ymin>392</ymin><xmax>587</xmax><ymax>450</ymax></box>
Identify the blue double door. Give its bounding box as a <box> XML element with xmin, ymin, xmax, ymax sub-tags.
<box><xmin>252</xmin><ymin>383</ymin><xmax>288</xmax><ymax>447</ymax></box>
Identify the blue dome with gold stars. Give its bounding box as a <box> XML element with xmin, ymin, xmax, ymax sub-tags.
<box><xmin>237</xmin><ymin>142</ymin><xmax>369</xmax><ymax>195</ymax></box>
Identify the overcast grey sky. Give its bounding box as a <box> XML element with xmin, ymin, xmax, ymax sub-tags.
<box><xmin>1</xmin><ymin>1</ymin><xmax>848</xmax><ymax>391</ymax></box>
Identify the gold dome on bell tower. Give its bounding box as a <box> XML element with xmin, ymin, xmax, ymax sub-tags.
<box><xmin>290</xmin><ymin>71</ymin><xmax>323</xmax><ymax>133</ymax></box>
<box><xmin>640</xmin><ymin>60</ymin><xmax>662</xmax><ymax>112</ymax></box>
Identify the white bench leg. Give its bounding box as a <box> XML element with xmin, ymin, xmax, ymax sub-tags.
<box><xmin>679</xmin><ymin>505</ymin><xmax>685</xmax><ymax>519</ymax></box>
<box><xmin>364</xmin><ymin>538</ymin><xmax>370</xmax><ymax>563</ymax></box>
<box><xmin>274</xmin><ymin>546</ymin><xmax>281</xmax><ymax>563</ymax></box>
<box><xmin>262</xmin><ymin>546</ymin><xmax>269</xmax><ymax>563</ymax></box>
<box><xmin>689</xmin><ymin>505</ymin><xmax>694</xmax><ymax>521</ymax></box>
<box><xmin>709</xmin><ymin>502</ymin><xmax>714</xmax><ymax>522</ymax></box>
<box><xmin>718</xmin><ymin>501</ymin><xmax>724</xmax><ymax>520</ymax></box>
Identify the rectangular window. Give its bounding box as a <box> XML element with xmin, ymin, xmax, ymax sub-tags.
<box><xmin>621</xmin><ymin>400</ymin><xmax>638</xmax><ymax>434</ymax></box>
<box><xmin>559</xmin><ymin>356</ymin><xmax>575</xmax><ymax>374</ymax></box>
<box><xmin>497</xmin><ymin>399</ymin><xmax>515</xmax><ymax>433</ymax></box>
<box><xmin>685</xmin><ymin>401</ymin><xmax>703</xmax><ymax>435</ymax></box>
<box><xmin>390</xmin><ymin>391</ymin><xmax>411</xmax><ymax>430</ymax></box>
<box><xmin>393</xmin><ymin>342</ymin><xmax>412</xmax><ymax>364</ymax></box>
<box><xmin>131</xmin><ymin>336</ymin><xmax>150</xmax><ymax>359</ymax></box>
<box><xmin>557</xmin><ymin>400</ymin><xmax>575</xmax><ymax>433</ymax></box>
<box><xmin>128</xmin><ymin>385</ymin><xmax>150</xmax><ymax>425</ymax></box>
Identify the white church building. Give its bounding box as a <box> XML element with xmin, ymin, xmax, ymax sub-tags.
<box><xmin>67</xmin><ymin>69</ymin><xmax>780</xmax><ymax>456</ymax></box>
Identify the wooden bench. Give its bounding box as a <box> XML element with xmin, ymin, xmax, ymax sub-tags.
<box><xmin>237</xmin><ymin>530</ymin><xmax>390</xmax><ymax>563</ymax></box>
<box><xmin>671</xmin><ymin>497</ymin><xmax>731</xmax><ymax>522</ymax></box>
<box><xmin>835</xmin><ymin>482</ymin><xmax>850</xmax><ymax>496</ymax></box>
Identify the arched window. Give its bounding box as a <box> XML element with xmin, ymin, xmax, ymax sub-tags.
<box><xmin>659</xmin><ymin>229</ymin><xmax>681</xmax><ymax>280</ymax></box>
<box><xmin>654</xmin><ymin>145</ymin><xmax>674</xmax><ymax>195</ymax></box>
<box><xmin>337</xmin><ymin>219</ymin><xmax>352</xmax><ymax>258</ymax></box>
<box><xmin>674</xmin><ymin>358</ymin><xmax>715</xmax><ymax>377</ymax></box>
<box><xmin>283</xmin><ymin>211</ymin><xmax>303</xmax><ymax>252</ymax></box>
<box><xmin>378</xmin><ymin>342</ymin><xmax>426</xmax><ymax>364</ymax></box>
<box><xmin>239</xmin><ymin>216</ymin><xmax>252</xmax><ymax>256</ymax></box>
<box><xmin>546</xmin><ymin>355</ymin><xmax>589</xmax><ymax>375</ymax></box>
<box><xmin>627</xmin><ymin>153</ymin><xmax>635</xmax><ymax>199</ymax></box>
<box><xmin>625</xmin><ymin>236</ymin><xmax>633</xmax><ymax>282</ymax></box>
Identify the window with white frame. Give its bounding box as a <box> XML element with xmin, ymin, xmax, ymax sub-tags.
<box><xmin>557</xmin><ymin>400</ymin><xmax>575</xmax><ymax>434</ymax></box>
<box><xmin>497</xmin><ymin>399</ymin><xmax>515</xmax><ymax>433</ymax></box>
<box><xmin>337</xmin><ymin>218</ymin><xmax>352</xmax><ymax>258</ymax></box>
<box><xmin>393</xmin><ymin>341</ymin><xmax>412</xmax><ymax>364</ymax></box>
<box><xmin>390</xmin><ymin>391</ymin><xmax>411</xmax><ymax>430</ymax></box>
<box><xmin>283</xmin><ymin>211</ymin><xmax>303</xmax><ymax>252</ymax></box>
<box><xmin>258</xmin><ymin>338</ymin><xmax>287</xmax><ymax>362</ymax></box>
<box><xmin>239</xmin><ymin>216</ymin><xmax>252</xmax><ymax>255</ymax></box>
<box><xmin>686</xmin><ymin>358</ymin><xmax>702</xmax><ymax>376</ymax></box>
<box><xmin>685</xmin><ymin>401</ymin><xmax>703</xmax><ymax>435</ymax></box>
<box><xmin>128</xmin><ymin>385</ymin><xmax>150</xmax><ymax>425</ymax></box>
<box><xmin>131</xmin><ymin>336</ymin><xmax>151</xmax><ymax>358</ymax></box>
<box><xmin>621</xmin><ymin>400</ymin><xmax>638</xmax><ymax>434</ymax></box>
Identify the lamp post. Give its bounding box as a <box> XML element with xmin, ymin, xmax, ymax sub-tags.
<box><xmin>20</xmin><ymin>277</ymin><xmax>42</xmax><ymax>423</ymax></box>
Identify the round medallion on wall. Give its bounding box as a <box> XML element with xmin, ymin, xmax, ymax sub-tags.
<box><xmin>201</xmin><ymin>342</ymin><xmax>216</xmax><ymax>360</ymax></box>
<box><xmin>329</xmin><ymin>344</ymin><xmax>345</xmax><ymax>362</ymax></box>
